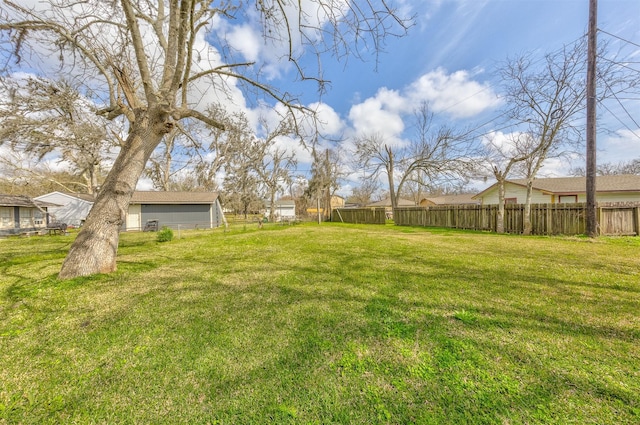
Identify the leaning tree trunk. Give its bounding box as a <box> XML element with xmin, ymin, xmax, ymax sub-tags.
<box><xmin>59</xmin><ymin>111</ymin><xmax>167</xmax><ymax>279</ymax></box>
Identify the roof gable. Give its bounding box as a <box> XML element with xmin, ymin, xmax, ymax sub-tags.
<box><xmin>35</xmin><ymin>191</ymin><xmax>96</xmax><ymax>203</ymax></box>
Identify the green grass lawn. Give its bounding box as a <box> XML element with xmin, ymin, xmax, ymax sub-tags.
<box><xmin>1</xmin><ymin>223</ymin><xmax>639</xmax><ymax>424</ymax></box>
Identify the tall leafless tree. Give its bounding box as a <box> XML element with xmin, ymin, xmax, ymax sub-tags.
<box><xmin>347</xmin><ymin>177</ymin><xmax>379</xmax><ymax>207</ymax></box>
<box><xmin>306</xmin><ymin>147</ymin><xmax>342</xmax><ymax>220</ymax></box>
<box><xmin>0</xmin><ymin>0</ymin><xmax>410</xmax><ymax>278</ymax></box>
<box><xmin>253</xmin><ymin>117</ymin><xmax>297</xmax><ymax>222</ymax></box>
<box><xmin>480</xmin><ymin>131</ymin><xmax>534</xmax><ymax>234</ymax></box>
<box><xmin>0</xmin><ymin>76</ymin><xmax>113</xmax><ymax>194</ymax></box>
<box><xmin>499</xmin><ymin>38</ymin><xmax>637</xmax><ymax>234</ymax></box>
<box><xmin>354</xmin><ymin>103</ymin><xmax>476</xmax><ymax>209</ymax></box>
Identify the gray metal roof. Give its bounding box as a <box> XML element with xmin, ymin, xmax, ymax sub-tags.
<box><xmin>0</xmin><ymin>194</ymin><xmax>60</xmax><ymax>208</ymax></box>
<box><xmin>129</xmin><ymin>191</ymin><xmax>220</xmax><ymax>204</ymax></box>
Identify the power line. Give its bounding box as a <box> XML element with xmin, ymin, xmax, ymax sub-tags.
<box><xmin>599</xmin><ymin>75</ymin><xmax>640</xmax><ymax>139</ymax></box>
<box><xmin>598</xmin><ymin>28</ymin><xmax>640</xmax><ymax>49</ymax></box>
<box><xmin>599</xmin><ymin>101</ymin><xmax>640</xmax><ymax>140</ymax></box>
<box><xmin>597</xmin><ymin>55</ymin><xmax>640</xmax><ymax>74</ymax></box>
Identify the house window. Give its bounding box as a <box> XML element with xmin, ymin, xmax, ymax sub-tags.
<box><xmin>33</xmin><ymin>210</ymin><xmax>44</xmax><ymax>225</ymax></box>
<box><xmin>19</xmin><ymin>208</ymin><xmax>43</xmax><ymax>227</ymax></box>
<box><xmin>559</xmin><ymin>195</ymin><xmax>578</xmax><ymax>204</ymax></box>
<box><xmin>0</xmin><ymin>207</ymin><xmax>12</xmax><ymax>229</ymax></box>
<box><xmin>504</xmin><ymin>198</ymin><xmax>518</xmax><ymax>204</ymax></box>
<box><xmin>19</xmin><ymin>208</ymin><xmax>34</xmax><ymax>228</ymax></box>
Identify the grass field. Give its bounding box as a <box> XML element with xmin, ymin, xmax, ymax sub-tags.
<box><xmin>1</xmin><ymin>223</ymin><xmax>639</xmax><ymax>424</ymax></box>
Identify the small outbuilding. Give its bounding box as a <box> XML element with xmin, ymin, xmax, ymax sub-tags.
<box><xmin>265</xmin><ymin>199</ymin><xmax>296</xmax><ymax>221</ymax></box>
<box><xmin>34</xmin><ymin>191</ymin><xmax>95</xmax><ymax>227</ymax></box>
<box><xmin>125</xmin><ymin>191</ymin><xmax>226</xmax><ymax>231</ymax></box>
<box><xmin>34</xmin><ymin>191</ymin><xmax>226</xmax><ymax>232</ymax></box>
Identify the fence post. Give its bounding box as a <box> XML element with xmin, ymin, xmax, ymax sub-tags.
<box><xmin>634</xmin><ymin>206</ymin><xmax>640</xmax><ymax>236</ymax></box>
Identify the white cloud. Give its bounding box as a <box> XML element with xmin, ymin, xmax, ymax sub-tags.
<box><xmin>480</xmin><ymin>130</ymin><xmax>522</xmax><ymax>156</ymax></box>
<box><xmin>308</xmin><ymin>102</ymin><xmax>345</xmax><ymax>137</ymax></box>
<box><xmin>408</xmin><ymin>68</ymin><xmax>501</xmax><ymax>118</ymax></box>
<box><xmin>225</xmin><ymin>24</ymin><xmax>262</xmax><ymax>62</ymax></box>
<box><xmin>599</xmin><ymin>129</ymin><xmax>640</xmax><ymax>164</ymax></box>
<box><xmin>348</xmin><ymin>88</ymin><xmax>406</xmax><ymax>140</ymax></box>
<box><xmin>346</xmin><ymin>68</ymin><xmax>499</xmax><ymax>144</ymax></box>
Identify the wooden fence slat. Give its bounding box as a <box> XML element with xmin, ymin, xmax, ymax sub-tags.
<box><xmin>331</xmin><ymin>208</ymin><xmax>386</xmax><ymax>224</ymax></box>
<box><xmin>390</xmin><ymin>202</ymin><xmax>640</xmax><ymax>236</ymax></box>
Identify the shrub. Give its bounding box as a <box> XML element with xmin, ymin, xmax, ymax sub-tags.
<box><xmin>156</xmin><ymin>226</ymin><xmax>174</xmax><ymax>242</ymax></box>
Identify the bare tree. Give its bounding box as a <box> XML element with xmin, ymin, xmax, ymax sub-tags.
<box><xmin>253</xmin><ymin>117</ymin><xmax>297</xmax><ymax>222</ymax></box>
<box><xmin>500</xmin><ymin>41</ymin><xmax>589</xmax><ymax>234</ymax></box>
<box><xmin>0</xmin><ymin>0</ymin><xmax>410</xmax><ymax>278</ymax></box>
<box><xmin>500</xmin><ymin>38</ymin><xmax>637</xmax><ymax>234</ymax></box>
<box><xmin>222</xmin><ymin>159</ymin><xmax>262</xmax><ymax>219</ymax></box>
<box><xmin>144</xmin><ymin>105</ymin><xmax>251</xmax><ymax>191</ymax></box>
<box><xmin>305</xmin><ymin>148</ymin><xmax>342</xmax><ymax>220</ymax></box>
<box><xmin>571</xmin><ymin>158</ymin><xmax>640</xmax><ymax>176</ymax></box>
<box><xmin>480</xmin><ymin>132</ymin><xmax>533</xmax><ymax>234</ymax></box>
<box><xmin>0</xmin><ymin>76</ymin><xmax>113</xmax><ymax>194</ymax></box>
<box><xmin>354</xmin><ymin>103</ymin><xmax>476</xmax><ymax>209</ymax></box>
<box><xmin>353</xmin><ymin>133</ymin><xmax>398</xmax><ymax>207</ymax></box>
<box><xmin>347</xmin><ymin>177</ymin><xmax>379</xmax><ymax>207</ymax></box>
<box><xmin>0</xmin><ymin>150</ymin><xmax>93</xmax><ymax>196</ymax></box>
<box><xmin>221</xmin><ymin>115</ymin><xmax>297</xmax><ymax>220</ymax></box>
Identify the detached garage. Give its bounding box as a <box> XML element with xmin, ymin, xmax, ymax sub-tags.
<box><xmin>125</xmin><ymin>192</ymin><xmax>226</xmax><ymax>231</ymax></box>
<box><xmin>34</xmin><ymin>191</ymin><xmax>226</xmax><ymax>232</ymax></box>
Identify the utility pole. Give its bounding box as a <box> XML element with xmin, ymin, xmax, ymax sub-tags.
<box><xmin>586</xmin><ymin>0</ymin><xmax>598</xmax><ymax>237</ymax></box>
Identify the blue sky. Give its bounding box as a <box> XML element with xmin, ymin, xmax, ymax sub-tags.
<box><xmin>2</xmin><ymin>0</ymin><xmax>639</xmax><ymax>194</ymax></box>
<box><xmin>313</xmin><ymin>0</ymin><xmax>639</xmax><ymax>113</ymax></box>
<box><xmin>252</xmin><ymin>0</ymin><xmax>640</xmax><ymax>192</ymax></box>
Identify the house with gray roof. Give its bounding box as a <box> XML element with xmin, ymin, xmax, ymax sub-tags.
<box><xmin>34</xmin><ymin>191</ymin><xmax>226</xmax><ymax>231</ymax></box>
<box><xmin>126</xmin><ymin>191</ymin><xmax>225</xmax><ymax>231</ymax></box>
<box><xmin>0</xmin><ymin>194</ymin><xmax>59</xmax><ymax>236</ymax></box>
<box><xmin>473</xmin><ymin>174</ymin><xmax>640</xmax><ymax>205</ymax></box>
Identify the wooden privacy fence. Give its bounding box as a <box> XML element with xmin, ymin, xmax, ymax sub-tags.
<box><xmin>331</xmin><ymin>208</ymin><xmax>387</xmax><ymax>224</ymax></box>
<box><xmin>393</xmin><ymin>202</ymin><xmax>640</xmax><ymax>236</ymax></box>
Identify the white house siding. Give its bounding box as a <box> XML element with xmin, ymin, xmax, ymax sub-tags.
<box><xmin>479</xmin><ymin>183</ymin><xmax>552</xmax><ymax>205</ymax></box>
<box><xmin>126</xmin><ymin>204</ymin><xmax>142</xmax><ymax>231</ymax></box>
<box><xmin>212</xmin><ymin>201</ymin><xmax>226</xmax><ymax>228</ymax></box>
<box><xmin>34</xmin><ymin>192</ymin><xmax>93</xmax><ymax>227</ymax></box>
<box><xmin>592</xmin><ymin>192</ymin><xmax>640</xmax><ymax>203</ymax></box>
<box><xmin>479</xmin><ymin>185</ymin><xmax>640</xmax><ymax>205</ymax></box>
<box><xmin>0</xmin><ymin>205</ymin><xmax>47</xmax><ymax>235</ymax></box>
<box><xmin>265</xmin><ymin>203</ymin><xmax>296</xmax><ymax>221</ymax></box>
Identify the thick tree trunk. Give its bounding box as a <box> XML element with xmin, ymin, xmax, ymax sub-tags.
<box><xmin>268</xmin><ymin>190</ymin><xmax>276</xmax><ymax>222</ymax></box>
<box><xmin>385</xmin><ymin>147</ymin><xmax>396</xmax><ymax>210</ymax></box>
<box><xmin>496</xmin><ymin>180</ymin><xmax>505</xmax><ymax>234</ymax></box>
<box><xmin>59</xmin><ymin>111</ymin><xmax>166</xmax><ymax>279</ymax></box>
<box><xmin>523</xmin><ymin>179</ymin><xmax>534</xmax><ymax>235</ymax></box>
